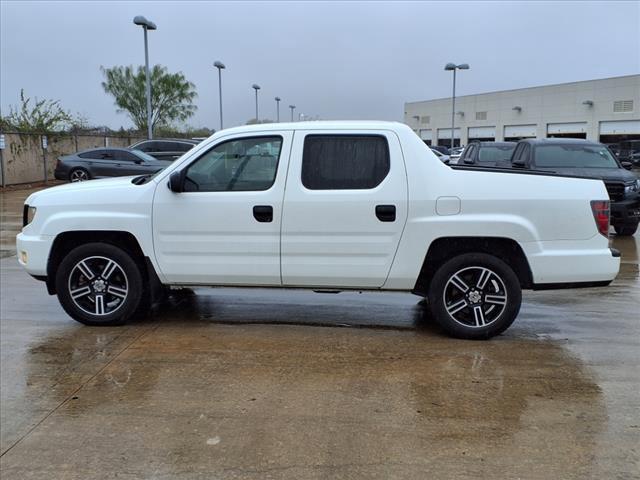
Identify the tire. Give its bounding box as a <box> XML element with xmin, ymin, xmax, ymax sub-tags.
<box><xmin>55</xmin><ymin>243</ymin><xmax>147</xmax><ymax>326</ymax></box>
<box><xmin>69</xmin><ymin>168</ymin><xmax>90</xmax><ymax>182</ymax></box>
<box><xmin>614</xmin><ymin>223</ymin><xmax>638</xmax><ymax>236</ymax></box>
<box><xmin>427</xmin><ymin>253</ymin><xmax>522</xmax><ymax>340</ymax></box>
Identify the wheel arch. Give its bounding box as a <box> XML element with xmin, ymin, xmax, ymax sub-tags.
<box><xmin>46</xmin><ymin>231</ymin><xmax>162</xmax><ymax>297</ymax></box>
<box><xmin>413</xmin><ymin>236</ymin><xmax>533</xmax><ymax>295</ymax></box>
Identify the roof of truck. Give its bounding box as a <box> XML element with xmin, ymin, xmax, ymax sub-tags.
<box><xmin>215</xmin><ymin>121</ymin><xmax>409</xmax><ymax>135</ymax></box>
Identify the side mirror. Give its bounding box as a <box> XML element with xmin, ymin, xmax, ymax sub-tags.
<box><xmin>168</xmin><ymin>171</ymin><xmax>184</xmax><ymax>192</ymax></box>
<box><xmin>463</xmin><ymin>158</ymin><xmax>474</xmax><ymax>164</ymax></box>
<box><xmin>512</xmin><ymin>158</ymin><xmax>526</xmax><ymax>168</ymax></box>
<box><xmin>621</xmin><ymin>161</ymin><xmax>633</xmax><ymax>170</ymax></box>
<box><xmin>134</xmin><ymin>159</ymin><xmax>143</xmax><ymax>165</ymax></box>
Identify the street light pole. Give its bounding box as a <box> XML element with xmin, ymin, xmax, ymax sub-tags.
<box><xmin>214</xmin><ymin>61</ymin><xmax>225</xmax><ymax>130</ymax></box>
<box><xmin>133</xmin><ymin>16</ymin><xmax>157</xmax><ymax>140</ymax></box>
<box><xmin>275</xmin><ymin>97</ymin><xmax>281</xmax><ymax>122</ymax></box>
<box><xmin>444</xmin><ymin>63</ymin><xmax>469</xmax><ymax>149</ymax></box>
<box><xmin>289</xmin><ymin>105</ymin><xmax>296</xmax><ymax>121</ymax></box>
<box><xmin>252</xmin><ymin>84</ymin><xmax>261</xmax><ymax>122</ymax></box>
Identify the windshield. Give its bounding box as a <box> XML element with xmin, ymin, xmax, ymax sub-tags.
<box><xmin>534</xmin><ymin>145</ymin><xmax>619</xmax><ymax>169</ymax></box>
<box><xmin>478</xmin><ymin>145</ymin><xmax>515</xmax><ymax>164</ymax></box>
<box><xmin>131</xmin><ymin>149</ymin><xmax>158</xmax><ymax>162</ymax></box>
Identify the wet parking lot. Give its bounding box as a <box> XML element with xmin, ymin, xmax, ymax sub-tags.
<box><xmin>0</xmin><ymin>187</ymin><xmax>638</xmax><ymax>479</ymax></box>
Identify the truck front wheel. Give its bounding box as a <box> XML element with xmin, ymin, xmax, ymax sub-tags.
<box><xmin>55</xmin><ymin>243</ymin><xmax>146</xmax><ymax>326</ymax></box>
<box><xmin>428</xmin><ymin>253</ymin><xmax>522</xmax><ymax>340</ymax></box>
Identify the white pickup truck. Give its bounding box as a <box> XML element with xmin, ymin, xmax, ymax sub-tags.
<box><xmin>17</xmin><ymin>121</ymin><xmax>620</xmax><ymax>339</ymax></box>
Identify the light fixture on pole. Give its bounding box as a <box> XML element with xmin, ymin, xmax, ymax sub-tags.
<box><xmin>289</xmin><ymin>105</ymin><xmax>296</xmax><ymax>121</ymax></box>
<box><xmin>214</xmin><ymin>61</ymin><xmax>225</xmax><ymax>129</ymax></box>
<box><xmin>275</xmin><ymin>97</ymin><xmax>281</xmax><ymax>122</ymax></box>
<box><xmin>252</xmin><ymin>84</ymin><xmax>261</xmax><ymax>122</ymax></box>
<box><xmin>444</xmin><ymin>62</ymin><xmax>469</xmax><ymax>149</ymax></box>
<box><xmin>133</xmin><ymin>15</ymin><xmax>157</xmax><ymax>140</ymax></box>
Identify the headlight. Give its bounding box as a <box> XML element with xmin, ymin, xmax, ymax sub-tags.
<box><xmin>624</xmin><ymin>180</ymin><xmax>640</xmax><ymax>195</ymax></box>
<box><xmin>22</xmin><ymin>205</ymin><xmax>36</xmax><ymax>227</ymax></box>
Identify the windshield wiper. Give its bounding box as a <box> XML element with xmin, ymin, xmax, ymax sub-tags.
<box><xmin>131</xmin><ymin>174</ymin><xmax>153</xmax><ymax>185</ymax></box>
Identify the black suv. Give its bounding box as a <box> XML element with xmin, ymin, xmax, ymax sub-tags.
<box><xmin>129</xmin><ymin>138</ymin><xmax>200</xmax><ymax>161</ymax></box>
<box><xmin>458</xmin><ymin>142</ymin><xmax>516</xmax><ymax>167</ymax></box>
<box><xmin>510</xmin><ymin>138</ymin><xmax>640</xmax><ymax>236</ymax></box>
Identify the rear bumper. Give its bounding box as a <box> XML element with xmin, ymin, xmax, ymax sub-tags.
<box><xmin>54</xmin><ymin>166</ymin><xmax>69</xmax><ymax>181</ymax></box>
<box><xmin>611</xmin><ymin>197</ymin><xmax>640</xmax><ymax>226</ymax></box>
<box><xmin>523</xmin><ymin>238</ymin><xmax>620</xmax><ymax>287</ymax></box>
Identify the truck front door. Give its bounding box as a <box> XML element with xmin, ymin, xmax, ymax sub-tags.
<box><xmin>152</xmin><ymin>132</ymin><xmax>292</xmax><ymax>285</ymax></box>
<box><xmin>281</xmin><ymin>130</ymin><xmax>408</xmax><ymax>288</ymax></box>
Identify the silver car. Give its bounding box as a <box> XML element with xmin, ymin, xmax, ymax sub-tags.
<box><xmin>54</xmin><ymin>148</ymin><xmax>171</xmax><ymax>182</ymax></box>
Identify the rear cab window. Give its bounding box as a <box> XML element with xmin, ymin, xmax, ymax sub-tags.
<box><xmin>478</xmin><ymin>145</ymin><xmax>516</xmax><ymax>165</ymax></box>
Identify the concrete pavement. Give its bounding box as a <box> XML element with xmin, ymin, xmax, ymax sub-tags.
<box><xmin>0</xmin><ymin>185</ymin><xmax>638</xmax><ymax>479</ymax></box>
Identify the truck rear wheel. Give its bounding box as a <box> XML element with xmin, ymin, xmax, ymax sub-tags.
<box><xmin>428</xmin><ymin>253</ymin><xmax>522</xmax><ymax>339</ymax></box>
<box><xmin>55</xmin><ymin>243</ymin><xmax>146</xmax><ymax>326</ymax></box>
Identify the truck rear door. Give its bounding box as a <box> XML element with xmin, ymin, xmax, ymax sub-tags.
<box><xmin>281</xmin><ymin>130</ymin><xmax>408</xmax><ymax>288</ymax></box>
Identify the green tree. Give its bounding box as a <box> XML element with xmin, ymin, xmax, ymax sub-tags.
<box><xmin>101</xmin><ymin>65</ymin><xmax>197</xmax><ymax>132</ymax></box>
<box><xmin>1</xmin><ymin>89</ymin><xmax>73</xmax><ymax>133</ymax></box>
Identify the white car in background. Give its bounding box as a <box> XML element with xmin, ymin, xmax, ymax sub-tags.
<box><xmin>448</xmin><ymin>146</ymin><xmax>465</xmax><ymax>164</ymax></box>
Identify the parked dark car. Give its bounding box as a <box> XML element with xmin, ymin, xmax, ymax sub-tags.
<box><xmin>430</xmin><ymin>145</ymin><xmax>450</xmax><ymax>156</ymax></box>
<box><xmin>509</xmin><ymin>138</ymin><xmax>640</xmax><ymax>236</ymax></box>
<box><xmin>54</xmin><ymin>148</ymin><xmax>171</xmax><ymax>182</ymax></box>
<box><xmin>129</xmin><ymin>138</ymin><xmax>200</xmax><ymax>161</ymax></box>
<box><xmin>616</xmin><ymin>139</ymin><xmax>640</xmax><ymax>167</ymax></box>
<box><xmin>459</xmin><ymin>141</ymin><xmax>516</xmax><ymax>167</ymax></box>
<box><xmin>430</xmin><ymin>147</ymin><xmax>450</xmax><ymax>164</ymax></box>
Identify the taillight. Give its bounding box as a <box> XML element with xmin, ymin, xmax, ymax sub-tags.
<box><xmin>590</xmin><ymin>200</ymin><xmax>610</xmax><ymax>238</ymax></box>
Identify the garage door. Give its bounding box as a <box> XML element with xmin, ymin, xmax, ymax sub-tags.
<box><xmin>419</xmin><ymin>129</ymin><xmax>432</xmax><ymax>141</ymax></box>
<box><xmin>600</xmin><ymin>120</ymin><xmax>640</xmax><ymax>135</ymax></box>
<box><xmin>504</xmin><ymin>125</ymin><xmax>536</xmax><ymax>138</ymax></box>
<box><xmin>547</xmin><ymin>122</ymin><xmax>588</xmax><ymax>134</ymax></box>
<box><xmin>437</xmin><ymin>128</ymin><xmax>460</xmax><ymax>139</ymax></box>
<box><xmin>469</xmin><ymin>126</ymin><xmax>496</xmax><ymax>139</ymax></box>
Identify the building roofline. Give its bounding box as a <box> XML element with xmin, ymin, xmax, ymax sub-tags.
<box><xmin>405</xmin><ymin>74</ymin><xmax>640</xmax><ymax>106</ymax></box>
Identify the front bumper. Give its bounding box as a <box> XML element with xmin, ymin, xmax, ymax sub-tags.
<box><xmin>16</xmin><ymin>232</ymin><xmax>52</xmax><ymax>276</ymax></box>
<box><xmin>611</xmin><ymin>197</ymin><xmax>640</xmax><ymax>227</ymax></box>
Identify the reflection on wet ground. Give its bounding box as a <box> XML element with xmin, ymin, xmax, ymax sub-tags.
<box><xmin>0</xmin><ymin>187</ymin><xmax>638</xmax><ymax>479</ymax></box>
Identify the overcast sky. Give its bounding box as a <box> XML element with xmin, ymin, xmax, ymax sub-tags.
<box><xmin>1</xmin><ymin>1</ymin><xmax>639</xmax><ymax>130</ymax></box>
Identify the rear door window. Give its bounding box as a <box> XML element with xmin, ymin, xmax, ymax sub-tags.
<box><xmin>173</xmin><ymin>142</ymin><xmax>194</xmax><ymax>152</ymax></box>
<box><xmin>133</xmin><ymin>141</ymin><xmax>153</xmax><ymax>152</ymax></box>
<box><xmin>100</xmin><ymin>150</ymin><xmax>118</xmax><ymax>161</ymax></box>
<box><xmin>113</xmin><ymin>150</ymin><xmax>141</xmax><ymax>162</ymax></box>
<box><xmin>78</xmin><ymin>150</ymin><xmax>102</xmax><ymax>160</ymax></box>
<box><xmin>301</xmin><ymin>135</ymin><xmax>390</xmax><ymax>190</ymax></box>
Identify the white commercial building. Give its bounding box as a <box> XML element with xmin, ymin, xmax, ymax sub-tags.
<box><xmin>404</xmin><ymin>75</ymin><xmax>640</xmax><ymax>148</ymax></box>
